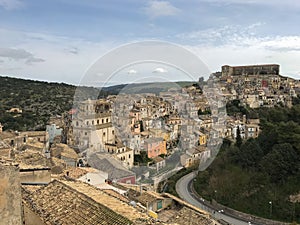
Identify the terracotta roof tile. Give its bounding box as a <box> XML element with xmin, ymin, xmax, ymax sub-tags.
<box><xmin>23</xmin><ymin>179</ymin><xmax>135</xmax><ymax>225</ymax></box>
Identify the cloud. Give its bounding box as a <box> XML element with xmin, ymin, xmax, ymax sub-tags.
<box><xmin>199</xmin><ymin>0</ymin><xmax>300</xmax><ymax>8</ymax></box>
<box><xmin>153</xmin><ymin>67</ymin><xmax>168</xmax><ymax>73</ymax></box>
<box><xmin>144</xmin><ymin>1</ymin><xmax>180</xmax><ymax>18</ymax></box>
<box><xmin>176</xmin><ymin>23</ymin><xmax>300</xmax><ymax>53</ymax></box>
<box><xmin>127</xmin><ymin>69</ymin><xmax>137</xmax><ymax>74</ymax></box>
<box><xmin>0</xmin><ymin>47</ymin><xmax>45</xmax><ymax>64</ymax></box>
<box><xmin>0</xmin><ymin>28</ymin><xmax>117</xmax><ymax>84</ymax></box>
<box><xmin>0</xmin><ymin>0</ymin><xmax>23</xmax><ymax>10</ymax></box>
<box><xmin>176</xmin><ymin>23</ymin><xmax>264</xmax><ymax>45</ymax></box>
<box><xmin>26</xmin><ymin>57</ymin><xmax>45</xmax><ymax>65</ymax></box>
<box><xmin>253</xmin><ymin>36</ymin><xmax>300</xmax><ymax>52</ymax></box>
<box><xmin>65</xmin><ymin>47</ymin><xmax>79</xmax><ymax>55</ymax></box>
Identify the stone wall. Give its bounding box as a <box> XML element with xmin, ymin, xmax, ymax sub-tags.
<box><xmin>20</xmin><ymin>169</ymin><xmax>51</xmax><ymax>184</ymax></box>
<box><xmin>23</xmin><ymin>205</ymin><xmax>45</xmax><ymax>225</ymax></box>
<box><xmin>222</xmin><ymin>64</ymin><xmax>280</xmax><ymax>77</ymax></box>
<box><xmin>0</xmin><ymin>164</ymin><xmax>22</xmax><ymax>225</ymax></box>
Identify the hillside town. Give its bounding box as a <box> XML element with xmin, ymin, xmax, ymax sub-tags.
<box><xmin>1</xmin><ymin>64</ymin><xmax>299</xmax><ymax>224</ymax></box>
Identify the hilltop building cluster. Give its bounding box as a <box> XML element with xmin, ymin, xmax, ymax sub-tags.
<box><xmin>2</xmin><ymin>64</ymin><xmax>299</xmax><ymax>187</ymax></box>
<box><xmin>216</xmin><ymin>64</ymin><xmax>299</xmax><ymax>108</ymax></box>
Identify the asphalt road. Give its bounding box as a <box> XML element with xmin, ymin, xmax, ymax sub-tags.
<box><xmin>176</xmin><ymin>172</ymin><xmax>256</xmax><ymax>225</ymax></box>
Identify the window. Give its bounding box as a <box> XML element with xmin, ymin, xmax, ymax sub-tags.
<box><xmin>102</xmin><ymin>119</ymin><xmax>104</xmax><ymax>123</ymax></box>
<box><xmin>106</xmin><ymin>118</ymin><xmax>109</xmax><ymax>123</ymax></box>
<box><xmin>129</xmin><ymin>154</ymin><xmax>131</xmax><ymax>158</ymax></box>
<box><xmin>86</xmin><ymin>121</ymin><xmax>89</xmax><ymax>125</ymax></box>
<box><xmin>97</xmin><ymin>120</ymin><xmax>99</xmax><ymax>124</ymax></box>
<box><xmin>92</xmin><ymin>120</ymin><xmax>94</xmax><ymax>125</ymax></box>
<box><xmin>112</xmin><ymin>130</ymin><xmax>115</xmax><ymax>135</ymax></box>
<box><xmin>103</xmin><ymin>132</ymin><xmax>106</xmax><ymax>137</ymax></box>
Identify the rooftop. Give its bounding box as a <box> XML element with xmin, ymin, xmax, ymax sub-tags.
<box><xmin>15</xmin><ymin>149</ymin><xmax>51</xmax><ymax>169</ymax></box>
<box><xmin>88</xmin><ymin>153</ymin><xmax>135</xmax><ymax>180</ymax></box>
<box><xmin>153</xmin><ymin>156</ymin><xmax>165</xmax><ymax>163</ymax></box>
<box><xmin>60</xmin><ymin>179</ymin><xmax>148</xmax><ymax>221</ymax></box>
<box><xmin>53</xmin><ymin>143</ymin><xmax>78</xmax><ymax>159</ymax></box>
<box><xmin>165</xmin><ymin>206</ymin><xmax>214</xmax><ymax>225</ymax></box>
<box><xmin>136</xmin><ymin>191</ymin><xmax>164</xmax><ymax>205</ymax></box>
<box><xmin>144</xmin><ymin>137</ymin><xmax>165</xmax><ymax>144</ymax></box>
<box><xmin>22</xmin><ymin>179</ymin><xmax>148</xmax><ymax>225</ymax></box>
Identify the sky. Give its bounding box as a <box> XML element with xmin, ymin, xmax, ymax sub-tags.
<box><xmin>0</xmin><ymin>0</ymin><xmax>300</xmax><ymax>86</ymax></box>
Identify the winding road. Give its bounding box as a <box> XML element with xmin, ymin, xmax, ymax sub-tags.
<box><xmin>176</xmin><ymin>172</ymin><xmax>256</xmax><ymax>225</ymax></box>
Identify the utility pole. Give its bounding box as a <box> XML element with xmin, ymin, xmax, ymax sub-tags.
<box><xmin>214</xmin><ymin>190</ymin><xmax>217</xmax><ymax>203</ymax></box>
<box><xmin>269</xmin><ymin>201</ymin><xmax>272</xmax><ymax>218</ymax></box>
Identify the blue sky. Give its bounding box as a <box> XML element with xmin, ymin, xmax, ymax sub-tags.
<box><xmin>0</xmin><ymin>0</ymin><xmax>300</xmax><ymax>85</ymax></box>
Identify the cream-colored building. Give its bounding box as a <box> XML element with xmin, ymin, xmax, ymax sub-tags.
<box><xmin>72</xmin><ymin>99</ymin><xmax>135</xmax><ymax>168</ymax></box>
<box><xmin>72</xmin><ymin>111</ymin><xmax>115</xmax><ymax>151</ymax></box>
<box><xmin>105</xmin><ymin>141</ymin><xmax>134</xmax><ymax>168</ymax></box>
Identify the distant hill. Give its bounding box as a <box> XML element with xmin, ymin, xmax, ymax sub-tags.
<box><xmin>101</xmin><ymin>81</ymin><xmax>196</xmax><ymax>95</ymax></box>
<box><xmin>0</xmin><ymin>76</ymin><xmax>100</xmax><ymax>131</ymax></box>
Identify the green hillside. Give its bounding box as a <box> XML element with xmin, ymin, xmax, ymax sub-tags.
<box><xmin>0</xmin><ymin>76</ymin><xmax>100</xmax><ymax>131</ymax></box>
<box><xmin>194</xmin><ymin>102</ymin><xmax>300</xmax><ymax>223</ymax></box>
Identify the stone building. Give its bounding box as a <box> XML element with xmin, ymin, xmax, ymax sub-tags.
<box><xmin>0</xmin><ymin>139</ymin><xmax>12</xmax><ymax>159</ymax></box>
<box><xmin>14</xmin><ymin>149</ymin><xmax>52</xmax><ymax>185</ymax></box>
<box><xmin>88</xmin><ymin>153</ymin><xmax>136</xmax><ymax>184</ymax></box>
<box><xmin>71</xmin><ymin>98</ymin><xmax>114</xmax><ymax>151</ymax></box>
<box><xmin>180</xmin><ymin>146</ymin><xmax>210</xmax><ymax>168</ymax></box>
<box><xmin>0</xmin><ymin>163</ymin><xmax>22</xmax><ymax>225</ymax></box>
<box><xmin>144</xmin><ymin>137</ymin><xmax>167</xmax><ymax>159</ymax></box>
<box><xmin>105</xmin><ymin>141</ymin><xmax>134</xmax><ymax>168</ymax></box>
<box><xmin>72</xmin><ymin>111</ymin><xmax>114</xmax><ymax>151</ymax></box>
<box><xmin>50</xmin><ymin>143</ymin><xmax>78</xmax><ymax>167</ymax></box>
<box><xmin>153</xmin><ymin>156</ymin><xmax>166</xmax><ymax>171</ymax></box>
<box><xmin>222</xmin><ymin>64</ymin><xmax>280</xmax><ymax>77</ymax></box>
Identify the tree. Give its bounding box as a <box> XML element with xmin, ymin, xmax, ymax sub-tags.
<box><xmin>238</xmin><ymin>138</ymin><xmax>263</xmax><ymax>169</ymax></box>
<box><xmin>235</xmin><ymin>126</ymin><xmax>243</xmax><ymax>148</ymax></box>
<box><xmin>260</xmin><ymin>143</ymin><xmax>299</xmax><ymax>183</ymax></box>
<box><xmin>139</xmin><ymin>120</ymin><xmax>144</xmax><ymax>132</ymax></box>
